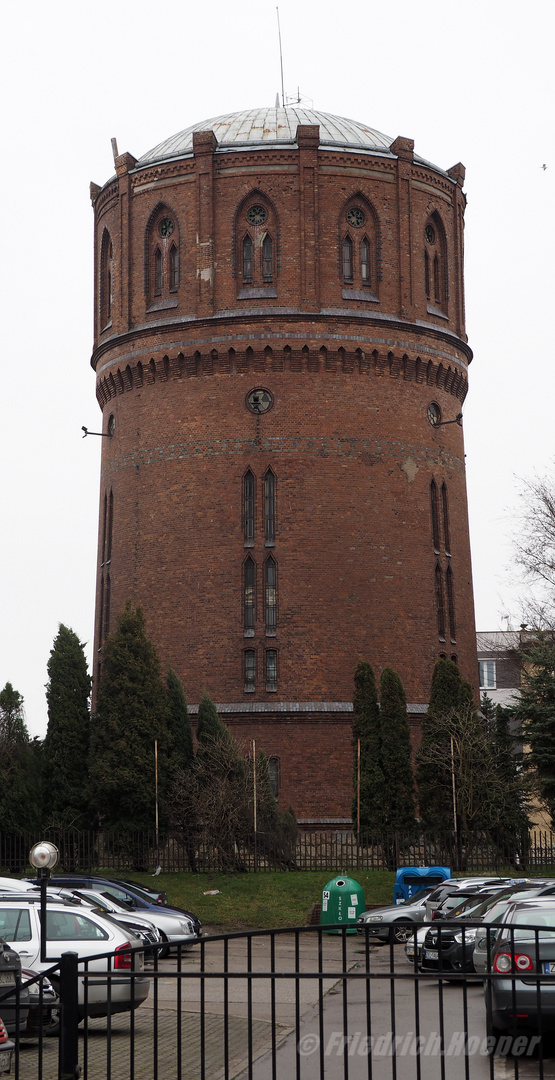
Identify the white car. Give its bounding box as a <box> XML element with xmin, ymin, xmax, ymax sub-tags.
<box><xmin>0</xmin><ymin>893</ymin><xmax>150</xmax><ymax>1021</ymax></box>
<box><xmin>62</xmin><ymin>887</ymin><xmax>199</xmax><ymax>952</ymax></box>
<box><xmin>0</xmin><ymin>877</ymin><xmax>38</xmax><ymax>893</ymax></box>
<box><xmin>51</xmin><ymin>888</ymin><xmax>163</xmax><ymax>953</ymax></box>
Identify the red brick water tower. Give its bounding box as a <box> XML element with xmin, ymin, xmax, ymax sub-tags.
<box><xmin>90</xmin><ymin>107</ymin><xmax>477</xmax><ymax>822</ymax></box>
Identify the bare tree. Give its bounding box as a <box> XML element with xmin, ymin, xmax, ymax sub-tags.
<box><xmin>514</xmin><ymin>470</ymin><xmax>555</xmax><ymax>627</ymax></box>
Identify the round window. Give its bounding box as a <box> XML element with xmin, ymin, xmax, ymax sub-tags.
<box><xmin>246</xmin><ymin>388</ymin><xmax>273</xmax><ymax>414</ymax></box>
<box><xmin>346</xmin><ymin>207</ymin><xmax>365</xmax><ymax>227</ymax></box>
<box><xmin>427</xmin><ymin>402</ymin><xmax>441</xmax><ymax>427</ymax></box>
<box><xmin>107</xmin><ymin>414</ymin><xmax>116</xmax><ymax>436</ymax></box>
<box><xmin>247</xmin><ymin>205</ymin><xmax>267</xmax><ymax>226</ymax></box>
<box><xmin>425</xmin><ymin>224</ymin><xmax>436</xmax><ymax>245</ymax></box>
<box><xmin>159</xmin><ymin>218</ymin><xmax>175</xmax><ymax>238</ymax></box>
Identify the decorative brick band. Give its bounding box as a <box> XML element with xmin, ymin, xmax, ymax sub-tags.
<box><xmin>96</xmin><ymin>344</ymin><xmax>468</xmax><ymax>408</ymax></box>
<box><xmin>100</xmin><ymin>433</ymin><xmax>465</xmax><ymax>478</ymax></box>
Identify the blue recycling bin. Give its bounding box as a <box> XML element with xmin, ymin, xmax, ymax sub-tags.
<box><xmin>393</xmin><ymin>866</ymin><xmax>451</xmax><ymax>905</ymax></box>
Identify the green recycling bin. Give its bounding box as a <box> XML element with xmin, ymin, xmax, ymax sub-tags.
<box><xmin>320</xmin><ymin>876</ymin><xmax>365</xmax><ymax>934</ymax></box>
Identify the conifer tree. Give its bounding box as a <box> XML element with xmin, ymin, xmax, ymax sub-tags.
<box><xmin>43</xmin><ymin>625</ymin><xmax>91</xmax><ymax>827</ymax></box>
<box><xmin>0</xmin><ymin>684</ymin><xmax>41</xmax><ymax>833</ymax></box>
<box><xmin>509</xmin><ymin>638</ymin><xmax>555</xmax><ymax>826</ymax></box>
<box><xmin>90</xmin><ymin>604</ymin><xmax>171</xmax><ymax>832</ymax></box>
<box><xmin>196</xmin><ymin>691</ymin><xmax>229</xmax><ymax>746</ymax></box>
<box><xmin>351</xmin><ymin>660</ymin><xmax>385</xmax><ymax>836</ymax></box>
<box><xmin>379</xmin><ymin>667</ymin><xmax>417</xmax><ymax>833</ymax></box>
<box><xmin>166</xmin><ymin>668</ymin><xmax>194</xmax><ymax>777</ymax></box>
<box><xmin>416</xmin><ymin>658</ymin><xmax>474</xmax><ymax>832</ymax></box>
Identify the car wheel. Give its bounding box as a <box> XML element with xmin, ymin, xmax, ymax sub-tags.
<box><xmin>391</xmin><ymin>921</ymin><xmax>413</xmax><ymax>944</ymax></box>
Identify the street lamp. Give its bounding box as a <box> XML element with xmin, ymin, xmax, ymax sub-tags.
<box><xmin>29</xmin><ymin>841</ymin><xmax>59</xmax><ymax>962</ymax></box>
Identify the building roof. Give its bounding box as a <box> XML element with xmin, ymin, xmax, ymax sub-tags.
<box><xmin>135</xmin><ymin>106</ymin><xmax>445</xmax><ymax>174</ymax></box>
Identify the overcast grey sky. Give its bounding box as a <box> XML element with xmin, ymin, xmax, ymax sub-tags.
<box><xmin>1</xmin><ymin>0</ymin><xmax>554</xmax><ymax>737</ymax></box>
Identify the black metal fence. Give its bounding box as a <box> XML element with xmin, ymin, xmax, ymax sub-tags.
<box><xmin>2</xmin><ymin>925</ymin><xmax>553</xmax><ymax>1080</ymax></box>
<box><xmin>3</xmin><ymin>828</ymin><xmax>555</xmax><ymax>875</ymax></box>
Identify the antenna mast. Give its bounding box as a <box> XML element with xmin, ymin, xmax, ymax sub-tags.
<box><xmin>276</xmin><ymin>7</ymin><xmax>285</xmax><ymax>107</ymax></box>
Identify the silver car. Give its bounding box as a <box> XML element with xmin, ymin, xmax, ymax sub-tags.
<box><xmin>485</xmin><ymin>898</ymin><xmax>555</xmax><ymax>1037</ymax></box>
<box><xmin>64</xmin><ymin>887</ymin><xmax>199</xmax><ymax>953</ymax></box>
<box><xmin>357</xmin><ymin>888</ymin><xmax>434</xmax><ymax>943</ymax></box>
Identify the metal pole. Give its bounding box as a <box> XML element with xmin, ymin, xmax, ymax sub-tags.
<box><xmin>58</xmin><ymin>951</ymin><xmax>81</xmax><ymax>1080</ymax></box>
<box><xmin>155</xmin><ymin>739</ymin><xmax>159</xmax><ymax>868</ymax></box>
<box><xmin>252</xmin><ymin>740</ymin><xmax>257</xmax><ymax>870</ymax></box>
<box><xmin>357</xmin><ymin>739</ymin><xmax>361</xmax><ymax>842</ymax></box>
<box><xmin>450</xmin><ymin>735</ymin><xmax>457</xmax><ymax>836</ymax></box>
<box><xmin>39</xmin><ymin>870</ymin><xmax>47</xmax><ymax>963</ymax></box>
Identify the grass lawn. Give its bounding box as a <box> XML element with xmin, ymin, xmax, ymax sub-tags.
<box><xmin>116</xmin><ymin>869</ymin><xmax>397</xmax><ymax>929</ymax></box>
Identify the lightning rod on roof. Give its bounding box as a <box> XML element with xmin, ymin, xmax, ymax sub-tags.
<box><xmin>276</xmin><ymin>7</ymin><xmax>285</xmax><ymax>108</ymax></box>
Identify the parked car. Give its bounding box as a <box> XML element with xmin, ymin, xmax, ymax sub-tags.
<box><xmin>47</xmin><ymin>877</ymin><xmax>201</xmax><ymax>937</ymax></box>
<box><xmin>0</xmin><ymin>1017</ymin><xmax>14</xmax><ymax>1075</ymax></box>
<box><xmin>357</xmin><ymin>888</ymin><xmax>434</xmax><ymax>943</ymax></box>
<box><xmin>43</xmin><ymin>875</ymin><xmax>168</xmax><ymax>906</ymax></box>
<box><xmin>472</xmin><ymin>884</ymin><xmax>555</xmax><ymax>975</ymax></box>
<box><xmin>0</xmin><ymin>893</ymin><xmax>150</xmax><ymax>1022</ymax></box>
<box><xmin>0</xmin><ymin>935</ymin><xmax>29</xmax><ymax>1036</ymax></box>
<box><xmin>0</xmin><ymin>878</ymin><xmax>38</xmax><ymax>894</ymax></box>
<box><xmin>20</xmin><ymin>970</ymin><xmax>59</xmax><ymax>1037</ymax></box>
<box><xmin>424</xmin><ymin>878</ymin><xmax>516</xmax><ymax>921</ymax></box>
<box><xmin>59</xmin><ymin>888</ymin><xmax>200</xmax><ymax>953</ymax></box>
<box><xmin>485</xmin><ymin>898</ymin><xmax>555</xmax><ymax>1037</ymax></box>
<box><xmin>421</xmin><ymin>883</ymin><xmax>551</xmax><ymax>975</ymax></box>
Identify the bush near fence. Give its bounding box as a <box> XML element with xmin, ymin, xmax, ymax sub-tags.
<box><xmin>3</xmin><ymin>828</ymin><xmax>555</xmax><ymax>874</ymax></box>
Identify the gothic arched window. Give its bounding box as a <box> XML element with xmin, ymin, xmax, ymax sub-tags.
<box><xmin>424</xmin><ymin>213</ymin><xmax>448</xmax><ymax>313</ymax></box>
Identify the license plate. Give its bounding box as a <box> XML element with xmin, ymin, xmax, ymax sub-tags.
<box><xmin>0</xmin><ymin>971</ymin><xmax>13</xmax><ymax>985</ymax></box>
<box><xmin>424</xmin><ymin>950</ymin><xmax>438</xmax><ymax>960</ymax></box>
<box><xmin>0</xmin><ymin>1048</ymin><xmax>13</xmax><ymax>1070</ymax></box>
<box><xmin>543</xmin><ymin>962</ymin><xmax>555</xmax><ymax>974</ymax></box>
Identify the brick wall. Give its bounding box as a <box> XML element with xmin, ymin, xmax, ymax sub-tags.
<box><xmin>90</xmin><ymin>115</ymin><xmax>477</xmax><ymax>821</ymax></box>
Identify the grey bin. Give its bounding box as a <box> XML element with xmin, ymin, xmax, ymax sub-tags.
<box><xmin>320</xmin><ymin>876</ymin><xmax>365</xmax><ymax>934</ymax></box>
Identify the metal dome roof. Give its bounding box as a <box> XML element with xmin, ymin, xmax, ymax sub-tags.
<box><xmin>136</xmin><ymin>107</ymin><xmax>403</xmax><ymax>167</ymax></box>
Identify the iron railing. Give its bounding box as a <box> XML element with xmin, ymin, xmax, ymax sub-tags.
<box><xmin>0</xmin><ymin>924</ymin><xmax>552</xmax><ymax>1080</ymax></box>
<box><xmin>2</xmin><ymin>827</ymin><xmax>554</xmax><ymax>874</ymax></box>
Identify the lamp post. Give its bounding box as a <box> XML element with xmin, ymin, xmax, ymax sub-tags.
<box><xmin>29</xmin><ymin>841</ymin><xmax>59</xmax><ymax>962</ymax></box>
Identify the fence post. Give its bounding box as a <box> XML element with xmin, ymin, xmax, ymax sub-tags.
<box><xmin>59</xmin><ymin>951</ymin><xmax>81</xmax><ymax>1080</ymax></box>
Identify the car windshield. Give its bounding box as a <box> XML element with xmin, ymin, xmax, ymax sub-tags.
<box><xmin>400</xmin><ymin>889</ymin><xmax>433</xmax><ymax>906</ymax></box>
<box><xmin>509</xmin><ymin>908</ymin><xmax>555</xmax><ymax>940</ymax></box>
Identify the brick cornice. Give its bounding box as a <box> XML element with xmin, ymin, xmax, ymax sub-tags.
<box><xmin>91</xmin><ymin>308</ymin><xmax>472</xmax><ymax>372</ymax></box>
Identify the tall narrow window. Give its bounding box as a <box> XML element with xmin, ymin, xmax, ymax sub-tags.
<box><xmin>106</xmin><ymin>489</ymin><xmax>114</xmax><ymax>564</ymax></box>
<box><xmin>244</xmin><ymin>649</ymin><xmax>256</xmax><ymax>691</ymax></box>
<box><xmin>100</xmin><ymin>232</ymin><xmax>113</xmax><ymax>328</ymax></box>
<box><xmin>435</xmin><ymin>562</ymin><xmax>446</xmax><ymax>641</ymax></box>
<box><xmin>103</xmin><ymin>573</ymin><xmax>111</xmax><ymax>639</ymax></box>
<box><xmin>154</xmin><ymin>248</ymin><xmax>163</xmax><ymax>296</ymax></box>
<box><xmin>244</xmin><ymin>557</ymin><xmax>255</xmax><ymax>634</ymax></box>
<box><xmin>268</xmin><ymin>755</ymin><xmax>280</xmax><ymax>797</ymax></box>
<box><xmin>265</xmin><ymin>557</ymin><xmax>277</xmax><ymax>635</ymax></box>
<box><xmin>266</xmin><ymin>649</ymin><xmax>277</xmax><ymax>691</ymax></box>
<box><xmin>98</xmin><ymin>574</ymin><xmax>105</xmax><ymax>649</ymax></box>
<box><xmin>430</xmin><ymin>480</ymin><xmax>440</xmax><ymax>553</ymax></box>
<box><xmin>343</xmin><ymin>236</ymin><xmax>353</xmax><ymax>282</ymax></box>
<box><xmin>244</xmin><ymin>470</ymin><xmax>255</xmax><ymax>545</ymax></box>
<box><xmin>170</xmin><ymin>244</ymin><xmax>179</xmax><ymax>291</ymax></box>
<box><xmin>264</xmin><ymin>469</ymin><xmax>275</xmax><ymax>544</ymax></box>
<box><xmin>101</xmin><ymin>492</ymin><xmax>108</xmax><ymax>566</ymax></box>
<box><xmin>433</xmin><ymin>254</ymin><xmax>441</xmax><ymax>304</ymax></box>
<box><xmin>361</xmin><ymin>238</ymin><xmax>370</xmax><ymax>285</ymax></box>
<box><xmin>424</xmin><ymin>248</ymin><xmax>430</xmax><ymax>298</ymax></box>
<box><xmin>262</xmin><ymin>234</ymin><xmax>273</xmax><ymax>282</ymax></box>
<box><xmin>441</xmin><ymin>483</ymin><xmax>451</xmax><ymax>555</ymax></box>
<box><xmin>243</xmin><ymin>235</ymin><xmax>253</xmax><ymax>283</ymax></box>
<box><xmin>446</xmin><ymin>565</ymin><xmax>456</xmax><ymax>642</ymax></box>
